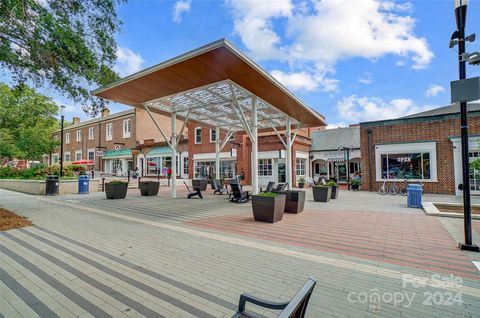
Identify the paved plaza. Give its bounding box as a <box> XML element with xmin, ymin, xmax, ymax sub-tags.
<box><xmin>1</xmin><ymin>187</ymin><xmax>480</xmax><ymax>317</ymax></box>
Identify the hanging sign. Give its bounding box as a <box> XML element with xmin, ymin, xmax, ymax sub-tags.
<box><xmin>279</xmin><ymin>149</ymin><xmax>286</xmax><ymax>159</ymax></box>
<box><xmin>96</xmin><ymin>151</ymin><xmax>104</xmax><ymax>157</ymax></box>
<box><xmin>231</xmin><ymin>148</ymin><xmax>237</xmax><ymax>157</ymax></box>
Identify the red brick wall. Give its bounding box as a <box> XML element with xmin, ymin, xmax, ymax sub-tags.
<box><xmin>360</xmin><ymin>114</ymin><xmax>480</xmax><ymax>194</ymax></box>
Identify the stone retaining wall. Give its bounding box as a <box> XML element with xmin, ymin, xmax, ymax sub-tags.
<box><xmin>0</xmin><ymin>179</ymin><xmax>100</xmax><ymax>195</ymax></box>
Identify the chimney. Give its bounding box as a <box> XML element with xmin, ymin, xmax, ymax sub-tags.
<box><xmin>72</xmin><ymin>117</ymin><xmax>80</xmax><ymax>125</ymax></box>
<box><xmin>101</xmin><ymin>108</ymin><xmax>110</xmax><ymax>117</ymax></box>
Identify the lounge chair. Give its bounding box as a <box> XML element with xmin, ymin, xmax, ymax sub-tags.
<box><xmin>274</xmin><ymin>183</ymin><xmax>287</xmax><ymax>192</ymax></box>
<box><xmin>183</xmin><ymin>181</ymin><xmax>203</xmax><ymax>199</ymax></box>
<box><xmin>231</xmin><ymin>276</ymin><xmax>317</xmax><ymax>318</ymax></box>
<box><xmin>213</xmin><ymin>179</ymin><xmax>227</xmax><ymax>195</ymax></box>
<box><xmin>262</xmin><ymin>181</ymin><xmax>275</xmax><ymax>192</ymax></box>
<box><xmin>229</xmin><ymin>183</ymin><xmax>250</xmax><ymax>203</ymax></box>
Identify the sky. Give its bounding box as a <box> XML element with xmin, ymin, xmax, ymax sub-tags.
<box><xmin>21</xmin><ymin>0</ymin><xmax>480</xmax><ymax>127</ymax></box>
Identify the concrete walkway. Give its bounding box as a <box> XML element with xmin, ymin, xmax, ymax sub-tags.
<box><xmin>1</xmin><ymin>188</ymin><xmax>480</xmax><ymax>317</ymax></box>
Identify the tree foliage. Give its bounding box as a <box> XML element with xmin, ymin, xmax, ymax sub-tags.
<box><xmin>0</xmin><ymin>0</ymin><xmax>124</xmax><ymax>115</ymax></box>
<box><xmin>0</xmin><ymin>83</ymin><xmax>59</xmax><ymax>160</ymax></box>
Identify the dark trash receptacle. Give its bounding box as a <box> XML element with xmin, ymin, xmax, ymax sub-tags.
<box><xmin>78</xmin><ymin>175</ymin><xmax>89</xmax><ymax>194</ymax></box>
<box><xmin>46</xmin><ymin>175</ymin><xmax>59</xmax><ymax>196</ymax></box>
<box><xmin>407</xmin><ymin>184</ymin><xmax>422</xmax><ymax>208</ymax></box>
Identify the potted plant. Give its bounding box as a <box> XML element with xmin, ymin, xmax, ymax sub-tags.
<box><xmin>105</xmin><ymin>180</ymin><xmax>128</xmax><ymax>199</ymax></box>
<box><xmin>297</xmin><ymin>176</ymin><xmax>306</xmax><ymax>189</ymax></box>
<box><xmin>251</xmin><ymin>192</ymin><xmax>286</xmax><ymax>223</ymax></box>
<box><xmin>351</xmin><ymin>178</ymin><xmax>361</xmax><ymax>191</ymax></box>
<box><xmin>139</xmin><ymin>180</ymin><xmax>160</xmax><ymax>196</ymax></box>
<box><xmin>327</xmin><ymin>180</ymin><xmax>339</xmax><ymax>199</ymax></box>
<box><xmin>312</xmin><ymin>185</ymin><xmax>331</xmax><ymax>202</ymax></box>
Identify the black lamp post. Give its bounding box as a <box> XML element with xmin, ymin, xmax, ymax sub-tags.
<box><xmin>59</xmin><ymin>105</ymin><xmax>65</xmax><ymax>177</ymax></box>
<box><xmin>453</xmin><ymin>0</ymin><xmax>479</xmax><ymax>252</ymax></box>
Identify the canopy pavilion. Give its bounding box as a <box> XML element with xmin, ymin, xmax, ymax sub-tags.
<box><xmin>92</xmin><ymin>39</ymin><xmax>326</xmax><ymax>197</ymax></box>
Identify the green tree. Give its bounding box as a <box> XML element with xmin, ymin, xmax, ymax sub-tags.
<box><xmin>0</xmin><ymin>0</ymin><xmax>124</xmax><ymax>115</ymax></box>
<box><xmin>0</xmin><ymin>83</ymin><xmax>59</xmax><ymax>160</ymax></box>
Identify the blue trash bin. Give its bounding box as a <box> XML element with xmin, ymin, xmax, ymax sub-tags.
<box><xmin>407</xmin><ymin>184</ymin><xmax>422</xmax><ymax>208</ymax></box>
<box><xmin>78</xmin><ymin>175</ymin><xmax>89</xmax><ymax>194</ymax></box>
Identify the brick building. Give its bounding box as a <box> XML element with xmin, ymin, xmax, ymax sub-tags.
<box><xmin>360</xmin><ymin>103</ymin><xmax>480</xmax><ymax>195</ymax></box>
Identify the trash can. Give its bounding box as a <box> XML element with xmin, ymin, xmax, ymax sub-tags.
<box><xmin>407</xmin><ymin>184</ymin><xmax>423</xmax><ymax>208</ymax></box>
<box><xmin>46</xmin><ymin>175</ymin><xmax>59</xmax><ymax>196</ymax></box>
<box><xmin>78</xmin><ymin>175</ymin><xmax>89</xmax><ymax>194</ymax></box>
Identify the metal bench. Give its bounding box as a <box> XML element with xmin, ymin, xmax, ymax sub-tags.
<box><xmin>232</xmin><ymin>276</ymin><xmax>317</xmax><ymax>318</ymax></box>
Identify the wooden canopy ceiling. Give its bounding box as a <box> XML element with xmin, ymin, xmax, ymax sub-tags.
<box><xmin>92</xmin><ymin>39</ymin><xmax>326</xmax><ymax>128</ymax></box>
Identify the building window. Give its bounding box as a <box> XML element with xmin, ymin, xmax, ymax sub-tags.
<box><xmin>106</xmin><ymin>123</ymin><xmax>113</xmax><ymax>141</ymax></box>
<box><xmin>52</xmin><ymin>155</ymin><xmax>59</xmax><ymax>164</ymax></box>
<box><xmin>195</xmin><ymin>127</ymin><xmax>202</xmax><ymax>144</ymax></box>
<box><xmin>296</xmin><ymin>158</ymin><xmax>307</xmax><ymax>176</ymax></box>
<box><xmin>76</xmin><ymin>130</ymin><xmax>81</xmax><ymax>142</ymax></box>
<box><xmin>210</xmin><ymin>129</ymin><xmax>216</xmax><ymax>142</ymax></box>
<box><xmin>64</xmin><ymin>152</ymin><xmax>71</xmax><ymax>162</ymax></box>
<box><xmin>88</xmin><ymin>127</ymin><xmax>94</xmax><ymax>140</ymax></box>
<box><xmin>75</xmin><ymin>151</ymin><xmax>82</xmax><ymax>161</ymax></box>
<box><xmin>258</xmin><ymin>159</ymin><xmax>273</xmax><ymax>176</ymax></box>
<box><xmin>375</xmin><ymin>142</ymin><xmax>437</xmax><ymax>181</ymax></box>
<box><xmin>65</xmin><ymin>132</ymin><xmax>70</xmax><ymax>144</ymax></box>
<box><xmin>183</xmin><ymin>157</ymin><xmax>189</xmax><ymax>175</ymax></box>
<box><xmin>53</xmin><ymin>135</ymin><xmax>58</xmax><ymax>141</ymax></box>
<box><xmin>123</xmin><ymin>119</ymin><xmax>131</xmax><ymax>138</ymax></box>
<box><xmin>88</xmin><ymin>149</ymin><xmax>95</xmax><ymax>161</ymax></box>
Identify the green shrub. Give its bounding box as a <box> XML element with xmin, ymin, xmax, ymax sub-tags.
<box><xmin>109</xmin><ymin>180</ymin><xmax>128</xmax><ymax>185</ymax></box>
<box><xmin>0</xmin><ymin>164</ymin><xmax>83</xmax><ymax>180</ymax></box>
<box><xmin>351</xmin><ymin>178</ymin><xmax>361</xmax><ymax>186</ymax></box>
<box><xmin>297</xmin><ymin>176</ymin><xmax>306</xmax><ymax>183</ymax></box>
<box><xmin>327</xmin><ymin>181</ymin><xmax>337</xmax><ymax>187</ymax></box>
<box><xmin>256</xmin><ymin>192</ymin><xmax>280</xmax><ymax>197</ymax></box>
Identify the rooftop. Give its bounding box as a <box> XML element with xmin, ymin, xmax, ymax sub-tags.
<box><xmin>55</xmin><ymin>109</ymin><xmax>135</xmax><ymax>132</ymax></box>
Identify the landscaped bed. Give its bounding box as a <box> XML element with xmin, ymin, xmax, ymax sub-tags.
<box><xmin>0</xmin><ymin>208</ymin><xmax>32</xmax><ymax>231</ymax></box>
<box><xmin>433</xmin><ymin>203</ymin><xmax>480</xmax><ymax>215</ymax></box>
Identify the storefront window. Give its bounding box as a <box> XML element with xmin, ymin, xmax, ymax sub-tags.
<box><xmin>112</xmin><ymin>158</ymin><xmax>122</xmax><ymax>175</ymax></box>
<box><xmin>296</xmin><ymin>158</ymin><xmax>306</xmax><ymax>176</ymax></box>
<box><xmin>381</xmin><ymin>153</ymin><xmax>430</xmax><ymax>180</ymax></box>
<box><xmin>195</xmin><ymin>161</ymin><xmax>215</xmax><ymax>179</ymax></box>
<box><xmin>147</xmin><ymin>157</ymin><xmax>160</xmax><ymax>175</ymax></box>
<box><xmin>258</xmin><ymin>159</ymin><xmax>273</xmax><ymax>176</ymax></box>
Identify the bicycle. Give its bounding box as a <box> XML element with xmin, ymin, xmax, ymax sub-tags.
<box><xmin>378</xmin><ymin>180</ymin><xmax>388</xmax><ymax>195</ymax></box>
<box><xmin>399</xmin><ymin>179</ymin><xmax>408</xmax><ymax>196</ymax></box>
<box><xmin>389</xmin><ymin>180</ymin><xmax>399</xmax><ymax>195</ymax></box>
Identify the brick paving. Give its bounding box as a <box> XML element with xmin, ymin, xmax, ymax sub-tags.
<box><xmin>1</xmin><ymin>187</ymin><xmax>480</xmax><ymax>318</ymax></box>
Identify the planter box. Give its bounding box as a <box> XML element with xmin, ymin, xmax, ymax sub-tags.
<box><xmin>105</xmin><ymin>183</ymin><xmax>128</xmax><ymax>199</ymax></box>
<box><xmin>313</xmin><ymin>186</ymin><xmax>331</xmax><ymax>202</ymax></box>
<box><xmin>139</xmin><ymin>181</ymin><xmax>159</xmax><ymax>196</ymax></box>
<box><xmin>192</xmin><ymin>179</ymin><xmax>208</xmax><ymax>191</ymax></box>
<box><xmin>331</xmin><ymin>186</ymin><xmax>339</xmax><ymax>199</ymax></box>
<box><xmin>284</xmin><ymin>190</ymin><xmax>306</xmax><ymax>213</ymax></box>
<box><xmin>252</xmin><ymin>194</ymin><xmax>286</xmax><ymax>223</ymax></box>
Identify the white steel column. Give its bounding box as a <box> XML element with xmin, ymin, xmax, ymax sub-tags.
<box><xmin>286</xmin><ymin>117</ymin><xmax>292</xmax><ymax>190</ymax></box>
<box><xmin>215</xmin><ymin>126</ymin><xmax>220</xmax><ymax>179</ymax></box>
<box><xmin>171</xmin><ymin>112</ymin><xmax>177</xmax><ymax>198</ymax></box>
<box><xmin>251</xmin><ymin>98</ymin><xmax>259</xmax><ymax>194</ymax></box>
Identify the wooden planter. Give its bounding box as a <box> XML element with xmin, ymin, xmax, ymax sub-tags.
<box><xmin>313</xmin><ymin>186</ymin><xmax>331</xmax><ymax>202</ymax></box>
<box><xmin>139</xmin><ymin>181</ymin><xmax>159</xmax><ymax>196</ymax></box>
<box><xmin>105</xmin><ymin>183</ymin><xmax>128</xmax><ymax>199</ymax></box>
<box><xmin>281</xmin><ymin>190</ymin><xmax>306</xmax><ymax>213</ymax></box>
<box><xmin>192</xmin><ymin>179</ymin><xmax>208</xmax><ymax>191</ymax></box>
<box><xmin>252</xmin><ymin>194</ymin><xmax>286</xmax><ymax>223</ymax></box>
<box><xmin>331</xmin><ymin>186</ymin><xmax>339</xmax><ymax>199</ymax></box>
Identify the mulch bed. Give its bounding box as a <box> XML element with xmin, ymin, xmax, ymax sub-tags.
<box><xmin>0</xmin><ymin>208</ymin><xmax>32</xmax><ymax>231</ymax></box>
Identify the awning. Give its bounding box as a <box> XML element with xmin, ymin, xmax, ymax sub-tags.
<box><xmin>327</xmin><ymin>157</ymin><xmax>345</xmax><ymax>162</ymax></box>
<box><xmin>146</xmin><ymin>146</ymin><xmax>172</xmax><ymax>157</ymax></box>
<box><xmin>103</xmin><ymin>149</ymin><xmax>132</xmax><ymax>159</ymax></box>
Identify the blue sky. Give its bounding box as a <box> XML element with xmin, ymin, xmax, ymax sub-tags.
<box><xmin>32</xmin><ymin>0</ymin><xmax>480</xmax><ymax>126</ymax></box>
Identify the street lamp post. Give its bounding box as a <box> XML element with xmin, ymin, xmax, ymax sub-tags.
<box><xmin>453</xmin><ymin>0</ymin><xmax>479</xmax><ymax>252</ymax></box>
<box><xmin>59</xmin><ymin>105</ymin><xmax>65</xmax><ymax>177</ymax></box>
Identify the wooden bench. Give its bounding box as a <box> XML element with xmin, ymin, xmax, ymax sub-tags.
<box><xmin>231</xmin><ymin>276</ymin><xmax>317</xmax><ymax>318</ymax></box>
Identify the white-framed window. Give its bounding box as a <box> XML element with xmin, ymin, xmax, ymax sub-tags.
<box><xmin>183</xmin><ymin>156</ymin><xmax>189</xmax><ymax>175</ymax></box>
<box><xmin>195</xmin><ymin>127</ymin><xmax>202</xmax><ymax>144</ymax></box>
<box><xmin>87</xmin><ymin>149</ymin><xmax>95</xmax><ymax>161</ymax></box>
<box><xmin>53</xmin><ymin>135</ymin><xmax>58</xmax><ymax>141</ymax></box>
<box><xmin>375</xmin><ymin>142</ymin><xmax>437</xmax><ymax>182</ymax></box>
<box><xmin>64</xmin><ymin>152</ymin><xmax>71</xmax><ymax>162</ymax></box>
<box><xmin>258</xmin><ymin>159</ymin><xmax>273</xmax><ymax>176</ymax></box>
<box><xmin>65</xmin><ymin>132</ymin><xmax>70</xmax><ymax>144</ymax></box>
<box><xmin>76</xmin><ymin>130</ymin><xmax>82</xmax><ymax>142</ymax></box>
<box><xmin>75</xmin><ymin>150</ymin><xmax>82</xmax><ymax>161</ymax></box>
<box><xmin>52</xmin><ymin>154</ymin><xmax>59</xmax><ymax>164</ymax></box>
<box><xmin>88</xmin><ymin>127</ymin><xmax>94</xmax><ymax>140</ymax></box>
<box><xmin>210</xmin><ymin>129</ymin><xmax>216</xmax><ymax>142</ymax></box>
<box><xmin>123</xmin><ymin>119</ymin><xmax>131</xmax><ymax>138</ymax></box>
<box><xmin>229</xmin><ymin>133</ymin><xmax>235</xmax><ymax>140</ymax></box>
<box><xmin>106</xmin><ymin>123</ymin><xmax>113</xmax><ymax>141</ymax></box>
<box><xmin>296</xmin><ymin>158</ymin><xmax>307</xmax><ymax>176</ymax></box>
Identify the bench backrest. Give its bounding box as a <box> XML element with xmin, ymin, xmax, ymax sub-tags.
<box><xmin>230</xmin><ymin>183</ymin><xmax>243</xmax><ymax>198</ymax></box>
<box><xmin>275</xmin><ymin>183</ymin><xmax>287</xmax><ymax>192</ymax></box>
<box><xmin>278</xmin><ymin>276</ymin><xmax>317</xmax><ymax>318</ymax></box>
<box><xmin>265</xmin><ymin>181</ymin><xmax>275</xmax><ymax>192</ymax></box>
<box><xmin>213</xmin><ymin>179</ymin><xmax>221</xmax><ymax>190</ymax></box>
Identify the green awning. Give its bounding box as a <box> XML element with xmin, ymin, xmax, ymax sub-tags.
<box><xmin>103</xmin><ymin>149</ymin><xmax>132</xmax><ymax>158</ymax></box>
<box><xmin>147</xmin><ymin>147</ymin><xmax>172</xmax><ymax>157</ymax></box>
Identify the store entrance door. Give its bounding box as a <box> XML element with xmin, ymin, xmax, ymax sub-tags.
<box><xmin>278</xmin><ymin>162</ymin><xmax>286</xmax><ymax>183</ymax></box>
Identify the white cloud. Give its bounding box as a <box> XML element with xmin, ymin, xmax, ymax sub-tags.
<box><xmin>172</xmin><ymin>0</ymin><xmax>191</xmax><ymax>24</ymax></box>
<box><xmin>227</xmin><ymin>0</ymin><xmax>433</xmax><ymax>92</ymax></box>
<box><xmin>114</xmin><ymin>47</ymin><xmax>144</xmax><ymax>77</ymax></box>
<box><xmin>326</xmin><ymin>122</ymin><xmax>349</xmax><ymax>129</ymax></box>
<box><xmin>271</xmin><ymin>69</ymin><xmax>338</xmax><ymax>92</ymax></box>
<box><xmin>336</xmin><ymin>95</ymin><xmax>434</xmax><ymax>123</ymax></box>
<box><xmin>358</xmin><ymin>72</ymin><xmax>373</xmax><ymax>84</ymax></box>
<box><xmin>426</xmin><ymin>84</ymin><xmax>445</xmax><ymax>97</ymax></box>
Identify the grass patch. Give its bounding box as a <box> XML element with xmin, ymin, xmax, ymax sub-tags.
<box><xmin>0</xmin><ymin>208</ymin><xmax>32</xmax><ymax>231</ymax></box>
